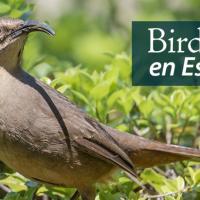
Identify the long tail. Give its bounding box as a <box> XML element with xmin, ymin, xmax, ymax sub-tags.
<box><xmin>106</xmin><ymin>126</ymin><xmax>200</xmax><ymax>168</ymax></box>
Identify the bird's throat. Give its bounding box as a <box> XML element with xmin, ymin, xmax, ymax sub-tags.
<box><xmin>0</xmin><ymin>49</ymin><xmax>22</xmax><ymax>72</ymax></box>
<box><xmin>0</xmin><ymin>37</ymin><xmax>25</xmax><ymax>72</ymax></box>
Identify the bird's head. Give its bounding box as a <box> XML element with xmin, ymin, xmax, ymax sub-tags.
<box><xmin>0</xmin><ymin>18</ymin><xmax>55</xmax><ymax>71</ymax></box>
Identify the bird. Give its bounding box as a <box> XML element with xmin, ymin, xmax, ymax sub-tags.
<box><xmin>0</xmin><ymin>17</ymin><xmax>199</xmax><ymax>200</ymax></box>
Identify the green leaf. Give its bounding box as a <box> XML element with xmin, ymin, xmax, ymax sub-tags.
<box><xmin>9</xmin><ymin>9</ymin><xmax>24</xmax><ymax>18</ymax></box>
<box><xmin>78</xmin><ymin>71</ymin><xmax>94</xmax><ymax>92</ymax></box>
<box><xmin>141</xmin><ymin>169</ymin><xmax>185</xmax><ymax>194</ymax></box>
<box><xmin>0</xmin><ymin>2</ymin><xmax>11</xmax><ymax>14</ymax></box>
<box><xmin>0</xmin><ymin>174</ymin><xmax>27</xmax><ymax>192</ymax></box>
<box><xmin>193</xmin><ymin>169</ymin><xmax>200</xmax><ymax>184</ymax></box>
<box><xmin>4</xmin><ymin>192</ymin><xmax>21</xmax><ymax>200</ymax></box>
<box><xmin>57</xmin><ymin>84</ymin><xmax>71</xmax><ymax>93</ymax></box>
<box><xmin>139</xmin><ymin>99</ymin><xmax>154</xmax><ymax>118</ymax></box>
<box><xmin>107</xmin><ymin>90</ymin><xmax>124</xmax><ymax>108</ymax></box>
<box><xmin>165</xmin><ymin>196</ymin><xmax>176</xmax><ymax>200</ymax></box>
<box><xmin>71</xmin><ymin>90</ymin><xmax>89</xmax><ymax>105</ymax></box>
<box><xmin>40</xmin><ymin>77</ymin><xmax>52</xmax><ymax>85</ymax></box>
<box><xmin>116</xmin><ymin>124</ymin><xmax>128</xmax><ymax>132</ymax></box>
<box><xmin>170</xmin><ymin>90</ymin><xmax>186</xmax><ymax>107</ymax></box>
<box><xmin>90</xmin><ymin>81</ymin><xmax>111</xmax><ymax>100</ymax></box>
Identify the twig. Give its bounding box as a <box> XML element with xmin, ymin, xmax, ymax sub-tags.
<box><xmin>124</xmin><ymin>172</ymin><xmax>145</xmax><ymax>190</ymax></box>
<box><xmin>153</xmin><ymin>167</ymin><xmax>167</xmax><ymax>177</ymax></box>
<box><xmin>178</xmin><ymin>118</ymin><xmax>189</xmax><ymax>144</ymax></box>
<box><xmin>165</xmin><ymin>117</ymin><xmax>172</xmax><ymax>144</ymax></box>
<box><xmin>0</xmin><ymin>184</ymin><xmax>11</xmax><ymax>193</ymax></box>
<box><xmin>144</xmin><ymin>191</ymin><xmax>179</xmax><ymax>199</ymax></box>
<box><xmin>70</xmin><ymin>190</ymin><xmax>80</xmax><ymax>200</ymax></box>
<box><xmin>42</xmin><ymin>195</ymin><xmax>49</xmax><ymax>200</ymax></box>
<box><xmin>144</xmin><ymin>187</ymin><xmax>189</xmax><ymax>199</ymax></box>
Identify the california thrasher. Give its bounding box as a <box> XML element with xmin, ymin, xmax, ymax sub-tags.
<box><xmin>0</xmin><ymin>17</ymin><xmax>199</xmax><ymax>200</ymax></box>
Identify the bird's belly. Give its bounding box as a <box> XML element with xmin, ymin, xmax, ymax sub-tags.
<box><xmin>0</xmin><ymin>132</ymin><xmax>114</xmax><ymax>188</ymax></box>
<box><xmin>0</xmin><ymin>140</ymin><xmax>74</xmax><ymax>187</ymax></box>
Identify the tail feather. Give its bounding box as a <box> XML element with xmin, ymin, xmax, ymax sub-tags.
<box><xmin>106</xmin><ymin>126</ymin><xmax>200</xmax><ymax>168</ymax></box>
<box><xmin>146</xmin><ymin>140</ymin><xmax>200</xmax><ymax>159</ymax></box>
<box><xmin>138</xmin><ymin>140</ymin><xmax>200</xmax><ymax>168</ymax></box>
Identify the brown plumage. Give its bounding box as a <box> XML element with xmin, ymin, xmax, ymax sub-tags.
<box><xmin>0</xmin><ymin>18</ymin><xmax>199</xmax><ymax>200</ymax></box>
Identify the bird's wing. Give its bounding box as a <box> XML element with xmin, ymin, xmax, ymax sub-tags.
<box><xmin>73</xmin><ymin>116</ymin><xmax>137</xmax><ymax>177</ymax></box>
<box><xmin>28</xmin><ymin>75</ymin><xmax>137</xmax><ymax>178</ymax></box>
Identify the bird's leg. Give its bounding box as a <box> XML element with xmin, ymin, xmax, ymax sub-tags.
<box><xmin>70</xmin><ymin>190</ymin><xmax>80</xmax><ymax>200</ymax></box>
<box><xmin>81</xmin><ymin>194</ymin><xmax>94</xmax><ymax>200</ymax></box>
<box><xmin>79</xmin><ymin>187</ymin><xmax>95</xmax><ymax>200</ymax></box>
<box><xmin>81</xmin><ymin>196</ymin><xmax>89</xmax><ymax>200</ymax></box>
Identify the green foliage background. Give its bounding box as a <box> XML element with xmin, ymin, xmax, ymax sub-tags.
<box><xmin>0</xmin><ymin>0</ymin><xmax>200</xmax><ymax>199</ymax></box>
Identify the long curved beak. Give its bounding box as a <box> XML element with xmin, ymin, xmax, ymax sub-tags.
<box><xmin>11</xmin><ymin>20</ymin><xmax>55</xmax><ymax>38</ymax></box>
